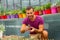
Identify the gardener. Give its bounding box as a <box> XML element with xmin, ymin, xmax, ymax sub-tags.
<box><xmin>20</xmin><ymin>6</ymin><xmax>48</xmax><ymax>40</ymax></box>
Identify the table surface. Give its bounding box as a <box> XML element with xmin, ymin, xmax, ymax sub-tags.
<box><xmin>1</xmin><ymin>35</ymin><xmax>54</xmax><ymax>40</ymax></box>
<box><xmin>1</xmin><ymin>35</ymin><xmax>28</xmax><ymax>40</ymax></box>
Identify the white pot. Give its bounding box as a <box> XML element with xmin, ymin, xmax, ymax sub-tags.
<box><xmin>0</xmin><ymin>31</ymin><xmax>3</xmax><ymax>39</ymax></box>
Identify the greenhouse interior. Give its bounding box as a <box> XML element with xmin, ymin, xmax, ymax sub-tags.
<box><xmin>0</xmin><ymin>0</ymin><xmax>60</xmax><ymax>40</ymax></box>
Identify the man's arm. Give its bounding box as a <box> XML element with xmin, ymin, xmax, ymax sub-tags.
<box><xmin>38</xmin><ymin>24</ymin><xmax>44</xmax><ymax>33</ymax></box>
<box><xmin>37</xmin><ymin>17</ymin><xmax>44</xmax><ymax>33</ymax></box>
<box><xmin>20</xmin><ymin>18</ymin><xmax>28</xmax><ymax>33</ymax></box>
<box><xmin>35</xmin><ymin>24</ymin><xmax>44</xmax><ymax>33</ymax></box>
<box><xmin>20</xmin><ymin>24</ymin><xmax>27</xmax><ymax>33</ymax></box>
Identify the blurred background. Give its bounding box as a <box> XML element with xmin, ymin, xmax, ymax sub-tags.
<box><xmin>0</xmin><ymin>0</ymin><xmax>60</xmax><ymax>40</ymax></box>
<box><xmin>0</xmin><ymin>0</ymin><xmax>60</xmax><ymax>9</ymax></box>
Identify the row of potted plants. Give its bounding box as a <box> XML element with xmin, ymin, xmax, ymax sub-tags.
<box><xmin>0</xmin><ymin>9</ymin><xmax>26</xmax><ymax>19</ymax></box>
<box><xmin>34</xmin><ymin>2</ymin><xmax>60</xmax><ymax>15</ymax></box>
<box><xmin>0</xmin><ymin>2</ymin><xmax>60</xmax><ymax>19</ymax></box>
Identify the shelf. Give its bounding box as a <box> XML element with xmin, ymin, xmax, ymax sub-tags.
<box><xmin>0</xmin><ymin>18</ymin><xmax>23</xmax><ymax>21</ymax></box>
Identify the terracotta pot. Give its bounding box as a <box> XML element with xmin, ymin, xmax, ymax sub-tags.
<box><xmin>57</xmin><ymin>6</ymin><xmax>60</xmax><ymax>13</ymax></box>
<box><xmin>18</xmin><ymin>14</ymin><xmax>23</xmax><ymax>18</ymax></box>
<box><xmin>51</xmin><ymin>6</ymin><xmax>57</xmax><ymax>14</ymax></box>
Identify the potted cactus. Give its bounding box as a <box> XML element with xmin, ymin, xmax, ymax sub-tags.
<box><xmin>44</xmin><ymin>2</ymin><xmax>51</xmax><ymax>14</ymax></box>
<box><xmin>0</xmin><ymin>24</ymin><xmax>5</xmax><ymax>39</ymax></box>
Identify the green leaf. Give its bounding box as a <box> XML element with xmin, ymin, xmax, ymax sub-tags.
<box><xmin>45</xmin><ymin>2</ymin><xmax>51</xmax><ymax>9</ymax></box>
<box><xmin>56</xmin><ymin>1</ymin><xmax>60</xmax><ymax>6</ymax></box>
<box><xmin>40</xmin><ymin>5</ymin><xmax>45</xmax><ymax>10</ymax></box>
<box><xmin>22</xmin><ymin>7</ymin><xmax>26</xmax><ymax>13</ymax></box>
<box><xmin>0</xmin><ymin>24</ymin><xmax>5</xmax><ymax>32</ymax></box>
<box><xmin>34</xmin><ymin>6</ymin><xmax>41</xmax><ymax>11</ymax></box>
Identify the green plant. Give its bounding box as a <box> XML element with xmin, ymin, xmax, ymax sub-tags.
<box><xmin>11</xmin><ymin>10</ymin><xmax>15</xmax><ymax>15</ymax></box>
<box><xmin>18</xmin><ymin>10</ymin><xmax>22</xmax><ymax>14</ymax></box>
<box><xmin>12</xmin><ymin>9</ymin><xmax>21</xmax><ymax>15</ymax></box>
<box><xmin>40</xmin><ymin>5</ymin><xmax>45</xmax><ymax>10</ymax></box>
<box><xmin>34</xmin><ymin>6</ymin><xmax>41</xmax><ymax>11</ymax></box>
<box><xmin>21</xmin><ymin>7</ymin><xmax>26</xmax><ymax>13</ymax></box>
<box><xmin>45</xmin><ymin>2</ymin><xmax>51</xmax><ymax>9</ymax></box>
<box><xmin>0</xmin><ymin>24</ymin><xmax>5</xmax><ymax>32</ymax></box>
<box><xmin>6</xmin><ymin>10</ymin><xmax>12</xmax><ymax>15</ymax></box>
<box><xmin>0</xmin><ymin>10</ymin><xmax>5</xmax><ymax>15</ymax></box>
<box><xmin>56</xmin><ymin>1</ymin><xmax>60</xmax><ymax>6</ymax></box>
<box><xmin>16</xmin><ymin>9</ymin><xmax>21</xmax><ymax>14</ymax></box>
<box><xmin>5</xmin><ymin>10</ymin><xmax>10</xmax><ymax>15</ymax></box>
<box><xmin>6</xmin><ymin>10</ymin><xmax>15</xmax><ymax>15</ymax></box>
<box><xmin>0</xmin><ymin>6</ymin><xmax>6</xmax><ymax>15</ymax></box>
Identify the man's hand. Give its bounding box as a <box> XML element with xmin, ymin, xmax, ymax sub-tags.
<box><xmin>29</xmin><ymin>27</ymin><xmax>37</xmax><ymax>32</ymax></box>
<box><xmin>20</xmin><ymin>24</ymin><xmax>27</xmax><ymax>33</ymax></box>
<box><xmin>25</xmin><ymin>27</ymin><xmax>31</xmax><ymax>31</ymax></box>
<box><xmin>20</xmin><ymin>29</ymin><xmax>25</xmax><ymax>33</ymax></box>
<box><xmin>20</xmin><ymin>27</ymin><xmax>30</xmax><ymax>33</ymax></box>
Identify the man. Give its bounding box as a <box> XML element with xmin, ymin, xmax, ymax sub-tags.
<box><xmin>20</xmin><ymin>6</ymin><xmax>48</xmax><ymax>40</ymax></box>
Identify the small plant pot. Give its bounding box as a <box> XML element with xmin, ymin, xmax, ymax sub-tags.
<box><xmin>0</xmin><ymin>16</ymin><xmax>1</xmax><ymax>19</ymax></box>
<box><xmin>34</xmin><ymin>11</ymin><xmax>39</xmax><ymax>15</ymax></box>
<box><xmin>7</xmin><ymin>15</ymin><xmax>15</xmax><ymax>19</ymax></box>
<box><xmin>10</xmin><ymin>15</ymin><xmax>15</xmax><ymax>19</ymax></box>
<box><xmin>39</xmin><ymin>10</ymin><xmax>43</xmax><ymax>15</ymax></box>
<box><xmin>22</xmin><ymin>14</ymin><xmax>26</xmax><ymax>18</ymax></box>
<box><xmin>18</xmin><ymin>14</ymin><xmax>23</xmax><ymax>18</ymax></box>
<box><xmin>0</xmin><ymin>31</ymin><xmax>3</xmax><ymax>39</ymax></box>
<box><xmin>7</xmin><ymin>15</ymin><xmax>11</xmax><ymax>19</ymax></box>
<box><xmin>42</xmin><ymin>10</ymin><xmax>46</xmax><ymax>15</ymax></box>
<box><xmin>51</xmin><ymin>6</ymin><xmax>57</xmax><ymax>14</ymax></box>
<box><xmin>45</xmin><ymin>8</ymin><xmax>51</xmax><ymax>14</ymax></box>
<box><xmin>57</xmin><ymin>6</ymin><xmax>60</xmax><ymax>13</ymax></box>
<box><xmin>1</xmin><ymin>15</ymin><xmax>7</xmax><ymax>19</ymax></box>
<box><xmin>14</xmin><ymin>14</ymin><xmax>19</xmax><ymax>18</ymax></box>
